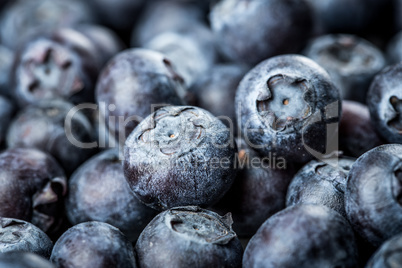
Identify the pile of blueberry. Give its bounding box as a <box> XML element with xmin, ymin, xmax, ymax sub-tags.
<box><xmin>1</xmin><ymin>0</ymin><xmax>402</xmax><ymax>267</ymax></box>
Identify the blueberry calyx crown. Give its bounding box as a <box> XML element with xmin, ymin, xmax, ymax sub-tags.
<box><xmin>165</xmin><ymin>206</ymin><xmax>236</xmax><ymax>245</ymax></box>
<box><xmin>0</xmin><ymin>218</ymin><xmax>26</xmax><ymax>244</ymax></box>
<box><xmin>388</xmin><ymin>96</ymin><xmax>402</xmax><ymax>133</ymax></box>
<box><xmin>256</xmin><ymin>74</ymin><xmax>313</xmax><ymax>132</ymax></box>
<box><xmin>20</xmin><ymin>40</ymin><xmax>83</xmax><ymax>100</ymax></box>
<box><xmin>136</xmin><ymin>107</ymin><xmax>208</xmax><ymax>156</ymax></box>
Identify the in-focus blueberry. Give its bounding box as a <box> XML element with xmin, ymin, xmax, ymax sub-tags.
<box><xmin>124</xmin><ymin>106</ymin><xmax>237</xmax><ymax>210</ymax></box>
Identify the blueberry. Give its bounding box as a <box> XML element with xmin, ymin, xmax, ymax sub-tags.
<box><xmin>303</xmin><ymin>34</ymin><xmax>385</xmax><ymax>103</ymax></box>
<box><xmin>189</xmin><ymin>64</ymin><xmax>249</xmax><ymax>129</ymax></box>
<box><xmin>243</xmin><ymin>204</ymin><xmax>358</xmax><ymax>268</ymax></box>
<box><xmin>74</xmin><ymin>24</ymin><xmax>125</xmax><ymax>68</ymax></box>
<box><xmin>0</xmin><ymin>0</ymin><xmax>95</xmax><ymax>49</ymax></box>
<box><xmin>366</xmin><ymin>233</ymin><xmax>402</xmax><ymax>267</ymax></box>
<box><xmin>214</xmin><ymin>138</ymin><xmax>295</xmax><ymax>237</ymax></box>
<box><xmin>65</xmin><ymin>150</ymin><xmax>157</xmax><ymax>242</ymax></box>
<box><xmin>135</xmin><ymin>206</ymin><xmax>242</xmax><ymax>268</ymax></box>
<box><xmin>305</xmin><ymin>0</ymin><xmax>382</xmax><ymax>33</ymax></box>
<box><xmin>345</xmin><ymin>144</ymin><xmax>402</xmax><ymax>247</ymax></box>
<box><xmin>132</xmin><ymin>0</ymin><xmax>205</xmax><ymax>46</ymax></box>
<box><xmin>12</xmin><ymin>30</ymin><xmax>99</xmax><ymax>107</ymax></box>
<box><xmin>286</xmin><ymin>157</ymin><xmax>355</xmax><ymax>218</ymax></box>
<box><xmin>0</xmin><ymin>252</ymin><xmax>55</xmax><ymax>268</ymax></box>
<box><xmin>367</xmin><ymin>63</ymin><xmax>402</xmax><ymax>144</ymax></box>
<box><xmin>96</xmin><ymin>48</ymin><xmax>186</xmax><ymax>144</ymax></box>
<box><xmin>86</xmin><ymin>0</ymin><xmax>144</xmax><ymax>31</ymax></box>
<box><xmin>210</xmin><ymin>0</ymin><xmax>313</xmax><ymax>65</ymax></box>
<box><xmin>144</xmin><ymin>24</ymin><xmax>217</xmax><ymax>87</ymax></box>
<box><xmin>6</xmin><ymin>99</ymin><xmax>97</xmax><ymax>175</ymax></box>
<box><xmin>235</xmin><ymin>54</ymin><xmax>341</xmax><ymax>163</ymax></box>
<box><xmin>124</xmin><ymin>105</ymin><xmax>237</xmax><ymax>210</ymax></box>
<box><xmin>0</xmin><ymin>217</ymin><xmax>53</xmax><ymax>258</ymax></box>
<box><xmin>339</xmin><ymin>100</ymin><xmax>383</xmax><ymax>157</ymax></box>
<box><xmin>0</xmin><ymin>148</ymin><xmax>67</xmax><ymax>236</ymax></box>
<box><xmin>50</xmin><ymin>221</ymin><xmax>137</xmax><ymax>268</ymax></box>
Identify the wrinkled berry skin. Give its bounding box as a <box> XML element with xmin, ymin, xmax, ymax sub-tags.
<box><xmin>243</xmin><ymin>205</ymin><xmax>358</xmax><ymax>268</ymax></box>
<box><xmin>214</xmin><ymin>138</ymin><xmax>295</xmax><ymax>237</ymax></box>
<box><xmin>367</xmin><ymin>63</ymin><xmax>402</xmax><ymax>144</ymax></box>
<box><xmin>303</xmin><ymin>34</ymin><xmax>385</xmax><ymax>103</ymax></box>
<box><xmin>235</xmin><ymin>55</ymin><xmax>341</xmax><ymax>163</ymax></box>
<box><xmin>340</xmin><ymin>101</ymin><xmax>383</xmax><ymax>157</ymax></box>
<box><xmin>0</xmin><ymin>0</ymin><xmax>95</xmax><ymax>49</ymax></box>
<box><xmin>124</xmin><ymin>106</ymin><xmax>237</xmax><ymax>211</ymax></box>
<box><xmin>65</xmin><ymin>150</ymin><xmax>157</xmax><ymax>242</ymax></box>
<box><xmin>0</xmin><ymin>217</ymin><xmax>53</xmax><ymax>258</ymax></box>
<box><xmin>96</xmin><ymin>48</ymin><xmax>185</xmax><ymax>143</ymax></box>
<box><xmin>145</xmin><ymin>25</ymin><xmax>217</xmax><ymax>87</ymax></box>
<box><xmin>50</xmin><ymin>221</ymin><xmax>137</xmax><ymax>268</ymax></box>
<box><xmin>12</xmin><ymin>30</ymin><xmax>99</xmax><ymax>107</ymax></box>
<box><xmin>189</xmin><ymin>64</ymin><xmax>248</xmax><ymax>128</ymax></box>
<box><xmin>286</xmin><ymin>158</ymin><xmax>355</xmax><ymax>218</ymax></box>
<box><xmin>0</xmin><ymin>148</ymin><xmax>67</xmax><ymax>236</ymax></box>
<box><xmin>132</xmin><ymin>0</ymin><xmax>205</xmax><ymax>46</ymax></box>
<box><xmin>366</xmin><ymin>233</ymin><xmax>402</xmax><ymax>268</ymax></box>
<box><xmin>345</xmin><ymin>144</ymin><xmax>402</xmax><ymax>247</ymax></box>
<box><xmin>210</xmin><ymin>0</ymin><xmax>313</xmax><ymax>65</ymax></box>
<box><xmin>0</xmin><ymin>252</ymin><xmax>55</xmax><ymax>268</ymax></box>
<box><xmin>7</xmin><ymin>99</ymin><xmax>97</xmax><ymax>175</ymax></box>
<box><xmin>135</xmin><ymin>206</ymin><xmax>242</xmax><ymax>268</ymax></box>
<box><xmin>0</xmin><ymin>95</ymin><xmax>14</xmax><ymax>145</ymax></box>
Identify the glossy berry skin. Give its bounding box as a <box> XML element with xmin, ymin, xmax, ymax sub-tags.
<box><xmin>65</xmin><ymin>150</ymin><xmax>157</xmax><ymax>242</ymax></box>
<box><xmin>135</xmin><ymin>206</ymin><xmax>242</xmax><ymax>268</ymax></box>
<box><xmin>0</xmin><ymin>252</ymin><xmax>55</xmax><ymax>268</ymax></box>
<box><xmin>367</xmin><ymin>63</ymin><xmax>402</xmax><ymax>144</ymax></box>
<box><xmin>286</xmin><ymin>157</ymin><xmax>355</xmax><ymax>218</ymax></box>
<box><xmin>12</xmin><ymin>29</ymin><xmax>99</xmax><ymax>107</ymax></box>
<box><xmin>145</xmin><ymin>24</ymin><xmax>217</xmax><ymax>87</ymax></box>
<box><xmin>210</xmin><ymin>0</ymin><xmax>313</xmax><ymax>65</ymax></box>
<box><xmin>0</xmin><ymin>0</ymin><xmax>95</xmax><ymax>50</ymax></box>
<box><xmin>366</xmin><ymin>233</ymin><xmax>402</xmax><ymax>268</ymax></box>
<box><xmin>345</xmin><ymin>144</ymin><xmax>402</xmax><ymax>247</ymax></box>
<box><xmin>124</xmin><ymin>106</ymin><xmax>237</xmax><ymax>211</ymax></box>
<box><xmin>235</xmin><ymin>55</ymin><xmax>341</xmax><ymax>163</ymax></box>
<box><xmin>50</xmin><ymin>221</ymin><xmax>137</xmax><ymax>268</ymax></box>
<box><xmin>189</xmin><ymin>64</ymin><xmax>248</xmax><ymax>128</ymax></box>
<box><xmin>96</xmin><ymin>48</ymin><xmax>185</xmax><ymax>143</ymax></box>
<box><xmin>6</xmin><ymin>99</ymin><xmax>97</xmax><ymax>175</ymax></box>
<box><xmin>214</xmin><ymin>138</ymin><xmax>295</xmax><ymax>238</ymax></box>
<box><xmin>340</xmin><ymin>100</ymin><xmax>383</xmax><ymax>157</ymax></box>
<box><xmin>243</xmin><ymin>204</ymin><xmax>358</xmax><ymax>268</ymax></box>
<box><xmin>303</xmin><ymin>34</ymin><xmax>385</xmax><ymax>102</ymax></box>
<box><xmin>0</xmin><ymin>217</ymin><xmax>53</xmax><ymax>258</ymax></box>
<box><xmin>0</xmin><ymin>148</ymin><xmax>67</xmax><ymax>236</ymax></box>
<box><xmin>132</xmin><ymin>0</ymin><xmax>205</xmax><ymax>46</ymax></box>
